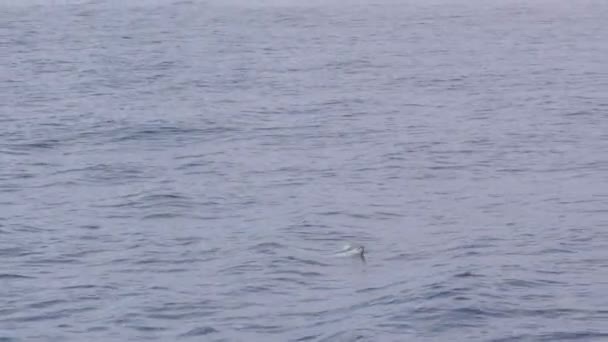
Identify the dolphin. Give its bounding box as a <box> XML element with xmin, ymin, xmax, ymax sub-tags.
<box><xmin>333</xmin><ymin>243</ymin><xmax>366</xmax><ymax>262</ymax></box>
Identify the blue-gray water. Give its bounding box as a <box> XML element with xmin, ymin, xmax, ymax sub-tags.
<box><xmin>1</xmin><ymin>0</ymin><xmax>607</xmax><ymax>341</ymax></box>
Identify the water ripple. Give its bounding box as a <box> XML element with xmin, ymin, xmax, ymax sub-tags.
<box><xmin>1</xmin><ymin>0</ymin><xmax>606</xmax><ymax>341</ymax></box>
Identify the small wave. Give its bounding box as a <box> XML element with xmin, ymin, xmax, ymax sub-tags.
<box><xmin>492</xmin><ymin>331</ymin><xmax>608</xmax><ymax>342</ymax></box>
<box><xmin>25</xmin><ymin>257</ymin><xmax>82</xmax><ymax>265</ymax></box>
<box><xmin>79</xmin><ymin>224</ymin><xmax>101</xmax><ymax>230</ymax></box>
<box><xmin>269</xmin><ymin>269</ymin><xmax>324</xmax><ymax>278</ymax></box>
<box><xmin>283</xmin><ymin>256</ymin><xmax>329</xmax><ymax>267</ymax></box>
<box><xmin>501</xmin><ymin>278</ymin><xmax>564</xmax><ymax>288</ymax></box>
<box><xmin>27</xmin><ymin>299</ymin><xmax>68</xmax><ymax>309</ymax></box>
<box><xmin>8</xmin><ymin>139</ymin><xmax>62</xmax><ymax>151</ymax></box>
<box><xmin>110</xmin><ymin>124</ymin><xmax>238</xmax><ymax>145</ymax></box>
<box><xmin>134</xmin><ymin>257</ymin><xmax>202</xmax><ymax>266</ymax></box>
<box><xmin>61</xmin><ymin>284</ymin><xmax>116</xmax><ymax>290</ymax></box>
<box><xmin>141</xmin><ymin>213</ymin><xmax>182</xmax><ymax>220</ymax></box>
<box><xmin>147</xmin><ymin>310</ymin><xmax>215</xmax><ymax>321</ymax></box>
<box><xmin>318</xmin><ymin>329</ymin><xmax>376</xmax><ymax>342</ymax></box>
<box><xmin>52</xmin><ymin>163</ymin><xmax>150</xmax><ymax>185</ymax></box>
<box><xmin>0</xmin><ymin>273</ymin><xmax>34</xmax><ymax>279</ymax></box>
<box><xmin>249</xmin><ymin>241</ymin><xmax>287</xmax><ymax>255</ymax></box>
<box><xmin>539</xmin><ymin>247</ymin><xmax>575</xmax><ymax>254</ymax></box>
<box><xmin>385</xmin><ymin>252</ymin><xmax>428</xmax><ymax>261</ymax></box>
<box><xmin>268</xmin><ymin>276</ymin><xmax>310</xmax><ymax>286</ymax></box>
<box><xmin>0</xmin><ymin>149</ymin><xmax>29</xmax><ymax>156</ymax></box>
<box><xmin>180</xmin><ymin>326</ymin><xmax>219</xmax><ymax>337</ymax></box>
<box><xmin>86</xmin><ymin>327</ymin><xmax>108</xmax><ymax>332</ymax></box>
<box><xmin>8</xmin><ymin>307</ymin><xmax>96</xmax><ymax>323</ymax></box>
<box><xmin>453</xmin><ymin>271</ymin><xmax>483</xmax><ymax>278</ymax></box>
<box><xmin>127</xmin><ymin>325</ymin><xmax>167</xmax><ymax>332</ymax></box>
<box><xmin>219</xmin><ymin>262</ymin><xmax>264</xmax><ymax>275</ymax></box>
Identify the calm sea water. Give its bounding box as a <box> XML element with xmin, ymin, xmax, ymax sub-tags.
<box><xmin>1</xmin><ymin>0</ymin><xmax>607</xmax><ymax>341</ymax></box>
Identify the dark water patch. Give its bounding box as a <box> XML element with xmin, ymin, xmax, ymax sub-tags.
<box><xmin>219</xmin><ymin>262</ymin><xmax>264</xmax><ymax>275</ymax></box>
<box><xmin>91</xmin><ymin>200</ymin><xmax>138</xmax><ymax>209</ymax></box>
<box><xmin>29</xmin><ymin>180</ymin><xmax>79</xmax><ymax>189</ymax></box>
<box><xmin>25</xmin><ymin>257</ymin><xmax>83</xmax><ymax>265</ymax></box>
<box><xmin>140</xmin><ymin>193</ymin><xmax>190</xmax><ymax>201</ymax></box>
<box><xmin>9</xmin><ymin>139</ymin><xmax>63</xmax><ymax>151</ymax></box>
<box><xmin>229</xmin><ymin>284</ymin><xmax>276</xmax><ymax>295</ymax></box>
<box><xmin>52</xmin><ymin>163</ymin><xmax>153</xmax><ymax>185</ymax></box>
<box><xmin>0</xmin><ymin>149</ymin><xmax>28</xmax><ymax>156</ymax></box>
<box><xmin>175</xmin><ymin>160</ymin><xmax>212</xmax><ymax>171</ymax></box>
<box><xmin>128</xmin><ymin>325</ymin><xmax>168</xmax><ymax>332</ymax></box>
<box><xmin>249</xmin><ymin>241</ymin><xmax>287</xmax><ymax>255</ymax></box>
<box><xmin>268</xmin><ymin>276</ymin><xmax>309</xmax><ymax>286</ymax></box>
<box><xmin>60</xmin><ymin>284</ymin><xmax>116</xmax><ymax>290</ymax></box>
<box><xmin>0</xmin><ymin>247</ymin><xmax>27</xmax><ymax>257</ymax></box>
<box><xmin>361</xmin><ymin>294</ymin><xmax>402</xmax><ymax>308</ymax></box>
<box><xmin>447</xmin><ymin>306</ymin><xmax>507</xmax><ymax>319</ymax></box>
<box><xmin>501</xmin><ymin>278</ymin><xmax>565</xmax><ymax>288</ymax></box>
<box><xmin>373</xmin><ymin>211</ymin><xmax>405</xmax><ymax>219</ymax></box>
<box><xmin>415</xmin><ymin>281</ymin><xmax>479</xmax><ymax>302</ymax></box>
<box><xmin>295</xmin><ymin>334</ymin><xmax>320</xmax><ymax>341</ymax></box>
<box><xmin>86</xmin><ymin>326</ymin><xmax>108</xmax><ymax>332</ymax></box>
<box><xmin>27</xmin><ymin>299</ymin><xmax>68</xmax><ymax>309</ymax></box>
<box><xmin>282</xmin><ymin>256</ymin><xmax>329</xmax><ymax>267</ymax></box>
<box><xmin>173</xmin><ymin>153</ymin><xmax>212</xmax><ymax>161</ymax></box>
<box><xmin>7</xmin><ymin>307</ymin><xmax>97</xmax><ymax>323</ymax></box>
<box><xmin>511</xmin><ymin>307</ymin><xmax>599</xmax><ymax>319</ymax></box>
<box><xmin>536</xmin><ymin>269</ymin><xmax>564</xmax><ymax>275</ymax></box>
<box><xmin>134</xmin><ymin>257</ymin><xmax>202</xmax><ymax>265</ymax></box>
<box><xmin>492</xmin><ymin>331</ymin><xmax>608</xmax><ymax>342</ymax></box>
<box><xmin>238</xmin><ymin>323</ymin><xmax>284</xmax><ymax>333</ymax></box>
<box><xmin>539</xmin><ymin>247</ymin><xmax>575</xmax><ymax>254</ymax></box>
<box><xmin>426</xmin><ymin>288</ymin><xmax>471</xmax><ymax>301</ymax></box>
<box><xmin>267</xmin><ymin>269</ymin><xmax>324</xmax><ymax>278</ymax></box>
<box><xmin>318</xmin><ymin>329</ymin><xmax>375</xmax><ymax>342</ymax></box>
<box><xmin>290</xmin><ymin>229</ymin><xmax>366</xmax><ymax>244</ymax></box>
<box><xmin>377</xmin><ymin>322</ymin><xmax>414</xmax><ymax>332</ymax></box>
<box><xmin>444</xmin><ymin>242</ymin><xmax>498</xmax><ymax>252</ymax></box>
<box><xmin>356</xmin><ymin>281</ymin><xmax>406</xmax><ymax>294</ymax></box>
<box><xmin>147</xmin><ymin>310</ymin><xmax>216</xmax><ymax>320</ymax></box>
<box><xmin>9</xmin><ymin>225</ymin><xmax>46</xmax><ymax>233</ymax></box>
<box><xmin>317</xmin><ymin>211</ymin><xmax>342</xmax><ymax>216</ymax></box>
<box><xmin>94</xmin><ymin>192</ymin><xmax>195</xmax><ymax>211</ymax></box>
<box><xmin>111</xmin><ymin>124</ymin><xmax>238</xmax><ymax>144</ymax></box>
<box><xmin>0</xmin><ymin>172</ymin><xmax>36</xmax><ymax>179</ymax></box>
<box><xmin>142</xmin><ymin>212</ymin><xmax>183</xmax><ymax>220</ymax></box>
<box><xmin>453</xmin><ymin>250</ymin><xmax>482</xmax><ymax>257</ymax></box>
<box><xmin>385</xmin><ymin>252</ymin><xmax>429</xmax><ymax>262</ymax></box>
<box><xmin>62</xmin><ymin>249</ymin><xmax>106</xmax><ymax>259</ymax></box>
<box><xmin>454</xmin><ymin>271</ymin><xmax>483</xmax><ymax>278</ymax></box>
<box><xmin>0</xmin><ymin>274</ymin><xmax>35</xmax><ymax>279</ymax></box>
<box><xmin>427</xmin><ymin>164</ymin><xmax>468</xmax><ymax>171</ymax></box>
<box><xmin>564</xmin><ymin>110</ymin><xmax>594</xmax><ymax>117</ymax></box>
<box><xmin>79</xmin><ymin>224</ymin><xmax>101</xmax><ymax>230</ymax></box>
<box><xmin>156</xmin><ymin>267</ymin><xmax>190</xmax><ymax>273</ymax></box>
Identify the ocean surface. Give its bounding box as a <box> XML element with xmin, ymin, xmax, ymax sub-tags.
<box><xmin>1</xmin><ymin>0</ymin><xmax>607</xmax><ymax>341</ymax></box>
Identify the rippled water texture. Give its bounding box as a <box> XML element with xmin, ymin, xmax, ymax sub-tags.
<box><xmin>1</xmin><ymin>0</ymin><xmax>607</xmax><ymax>341</ymax></box>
